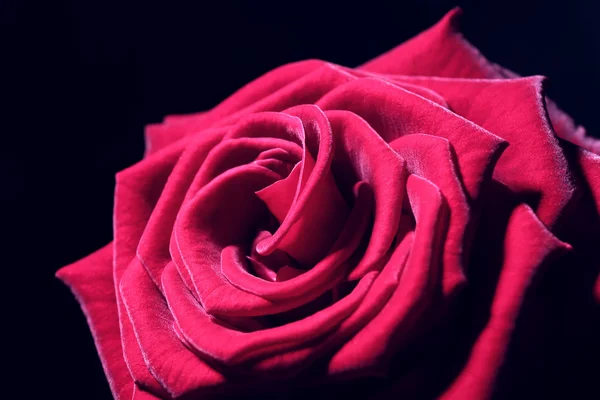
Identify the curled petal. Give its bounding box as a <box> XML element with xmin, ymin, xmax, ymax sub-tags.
<box><xmin>245</xmin><ymin>227</ymin><xmax>414</xmax><ymax>376</ymax></box>
<box><xmin>173</xmin><ymin>167</ymin><xmax>373</xmax><ymax>317</ymax></box>
<box><xmin>390</xmin><ymin>134</ymin><xmax>469</xmax><ymax>297</ymax></box>
<box><xmin>162</xmin><ymin>261</ymin><xmax>378</xmax><ymax>366</ymax></box>
<box><xmin>318</xmin><ymin>78</ymin><xmax>506</xmax><ymax>203</ymax></box>
<box><xmin>254</xmin><ymin>106</ymin><xmax>349</xmax><ymax>266</ymax></box>
<box><xmin>221</xmin><ymin>181</ymin><xmax>374</xmax><ymax>301</ymax></box>
<box><xmin>196</xmin><ymin>136</ymin><xmax>302</xmax><ymax>188</ymax></box>
<box><xmin>173</xmin><ymin>165</ymin><xmax>279</xmax><ymax>316</ymax></box>
<box><xmin>329</xmin><ymin>174</ymin><xmax>448</xmax><ymax>374</ymax></box>
<box><xmin>325</xmin><ymin>110</ymin><xmax>406</xmax><ymax>279</ymax></box>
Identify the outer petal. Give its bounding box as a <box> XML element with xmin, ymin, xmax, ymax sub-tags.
<box><xmin>137</xmin><ymin>128</ymin><xmax>226</xmax><ymax>291</ymax></box>
<box><xmin>360</xmin><ymin>8</ymin><xmax>501</xmax><ymax>78</ymax></box>
<box><xmin>360</xmin><ymin>7</ymin><xmax>596</xmax><ymax>157</ymax></box>
<box><xmin>543</xmin><ymin>146</ymin><xmax>600</xmax><ymax>398</ymax></box>
<box><xmin>173</xmin><ymin>60</ymin><xmax>325</xmax><ymax>129</ymax></box>
<box><xmin>143</xmin><ymin>61</ymin><xmax>353</xmax><ymax>155</ymax></box>
<box><xmin>578</xmin><ymin>149</ymin><xmax>600</xmax><ymax>217</ymax></box>
<box><xmin>208</xmin><ymin>64</ymin><xmax>355</xmax><ymax>130</ymax></box>
<box><xmin>360</xmin><ymin>18</ymin><xmax>599</xmax><ymax>392</ymax></box>
<box><xmin>56</xmin><ymin>245</ymin><xmax>138</xmax><ymax>400</ymax></box>
<box><xmin>440</xmin><ymin>205</ymin><xmax>571</xmax><ymax>399</ymax></box>
<box><xmin>390</xmin><ymin>75</ymin><xmax>574</xmax><ymax>228</ymax></box>
<box><xmin>119</xmin><ymin>259</ymin><xmax>225</xmax><ymax>398</ymax></box>
<box><xmin>545</xmin><ymin>98</ymin><xmax>600</xmax><ymax>155</ymax></box>
<box><xmin>114</xmin><ymin>139</ymin><xmax>190</xmax><ymax>397</ymax></box>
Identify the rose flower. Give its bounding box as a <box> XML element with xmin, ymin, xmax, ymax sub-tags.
<box><xmin>57</xmin><ymin>8</ymin><xmax>600</xmax><ymax>400</ymax></box>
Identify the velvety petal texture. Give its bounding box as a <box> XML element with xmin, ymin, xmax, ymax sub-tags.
<box><xmin>57</xmin><ymin>7</ymin><xmax>599</xmax><ymax>400</ymax></box>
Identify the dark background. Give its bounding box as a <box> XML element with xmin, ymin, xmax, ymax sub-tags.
<box><xmin>4</xmin><ymin>0</ymin><xmax>599</xmax><ymax>398</ymax></box>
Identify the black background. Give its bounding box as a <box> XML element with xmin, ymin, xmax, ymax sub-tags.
<box><xmin>5</xmin><ymin>0</ymin><xmax>599</xmax><ymax>399</ymax></box>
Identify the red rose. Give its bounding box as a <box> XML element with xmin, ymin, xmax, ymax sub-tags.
<box><xmin>57</xmin><ymin>8</ymin><xmax>600</xmax><ymax>400</ymax></box>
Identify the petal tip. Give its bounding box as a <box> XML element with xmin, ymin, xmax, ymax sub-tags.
<box><xmin>55</xmin><ymin>261</ymin><xmax>85</xmax><ymax>288</ymax></box>
<box><xmin>443</xmin><ymin>7</ymin><xmax>464</xmax><ymax>30</ymax></box>
<box><xmin>55</xmin><ymin>265</ymin><xmax>71</xmax><ymax>284</ymax></box>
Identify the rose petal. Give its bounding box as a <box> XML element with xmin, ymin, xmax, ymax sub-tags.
<box><xmin>440</xmin><ymin>204</ymin><xmax>571</xmax><ymax>399</ymax></box>
<box><xmin>324</xmin><ymin>110</ymin><xmax>407</xmax><ymax>279</ymax></box>
<box><xmin>114</xmin><ymin>140</ymin><xmax>190</xmax><ymax>397</ymax></box>
<box><xmin>173</xmin><ymin>164</ymin><xmax>281</xmax><ymax>315</ymax></box>
<box><xmin>119</xmin><ymin>258</ymin><xmax>225</xmax><ymax>398</ymax></box>
<box><xmin>548</xmin><ymin>101</ymin><xmax>600</xmax><ymax>155</ymax></box>
<box><xmin>390</xmin><ymin>75</ymin><xmax>575</xmax><ymax>228</ymax></box>
<box><xmin>340</xmin><ymin>67</ymin><xmax>449</xmax><ymax>108</ymax></box>
<box><xmin>144</xmin><ymin>123</ymin><xmax>190</xmax><ymax>158</ymax></box>
<box><xmin>56</xmin><ymin>245</ymin><xmax>136</xmax><ymax>400</ymax></box>
<box><xmin>247</xmin><ymin>231</ymin><xmax>297</xmax><ymax>282</ymax></box>
<box><xmin>362</xmin><ymin>10</ymin><xmax>599</xmax><ymax>389</ymax></box>
<box><xmin>220</xmin><ymin>181</ymin><xmax>373</xmax><ymax>301</ymax></box>
<box><xmin>198</xmin><ymin>138</ymin><xmax>302</xmax><ymax>187</ymax></box>
<box><xmin>163</xmin><ymin>111</ymin><xmax>206</xmax><ymax>124</ymax></box>
<box><xmin>162</xmin><ymin>260</ymin><xmax>378</xmax><ymax>366</ymax></box>
<box><xmin>137</xmin><ymin>128</ymin><xmax>226</xmax><ymax>292</ymax></box>
<box><xmin>329</xmin><ymin>174</ymin><xmax>448</xmax><ymax>374</ymax></box>
<box><xmin>142</xmin><ymin>60</ymin><xmax>326</xmax><ymax>155</ymax></box>
<box><xmin>173</xmin><ymin>166</ymin><xmax>373</xmax><ymax>317</ymax></box>
<box><xmin>157</xmin><ymin>114</ymin><xmax>306</xmax><ymax>296</ymax></box>
<box><xmin>360</xmin><ymin>8</ymin><xmax>502</xmax><ymax>78</ymax></box>
<box><xmin>360</xmin><ymin>6</ymin><xmax>596</xmax><ymax>156</ymax></box>
<box><xmin>546</xmin><ymin>146</ymin><xmax>600</xmax><ymax>393</ymax></box>
<box><xmin>208</xmin><ymin>64</ymin><xmax>356</xmax><ymax>130</ymax></box>
<box><xmin>578</xmin><ymin>149</ymin><xmax>600</xmax><ymax>215</ymax></box>
<box><xmin>255</xmin><ymin>160</ymin><xmax>303</xmax><ymax>224</ymax></box>
<box><xmin>255</xmin><ymin>106</ymin><xmax>349</xmax><ymax>266</ymax></box>
<box><xmin>149</xmin><ymin>62</ymin><xmax>356</xmax><ymax>141</ymax></box>
<box><xmin>178</xmin><ymin>60</ymin><xmax>327</xmax><ymax>130</ymax></box>
<box><xmin>132</xmin><ymin>386</ymin><xmax>161</xmax><ymax>400</ymax></box>
<box><xmin>317</xmin><ymin>78</ymin><xmax>506</xmax><ymax>203</ymax></box>
<box><xmin>246</xmin><ymin>229</ymin><xmax>414</xmax><ymax>376</ymax></box>
<box><xmin>390</xmin><ymin>134</ymin><xmax>469</xmax><ymax>297</ymax></box>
